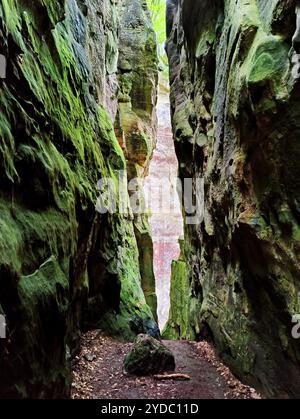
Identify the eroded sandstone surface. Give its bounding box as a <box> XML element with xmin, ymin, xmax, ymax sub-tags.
<box><xmin>0</xmin><ymin>0</ymin><xmax>158</xmax><ymax>398</ymax></box>
<box><xmin>166</xmin><ymin>0</ymin><xmax>300</xmax><ymax>398</ymax></box>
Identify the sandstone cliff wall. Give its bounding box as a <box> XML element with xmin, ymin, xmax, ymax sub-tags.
<box><xmin>0</xmin><ymin>0</ymin><xmax>158</xmax><ymax>398</ymax></box>
<box><xmin>167</xmin><ymin>0</ymin><xmax>300</xmax><ymax>398</ymax></box>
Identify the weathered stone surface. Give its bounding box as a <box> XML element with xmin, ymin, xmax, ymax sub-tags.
<box><xmin>115</xmin><ymin>0</ymin><xmax>159</xmax><ymax>319</ymax></box>
<box><xmin>167</xmin><ymin>0</ymin><xmax>300</xmax><ymax>398</ymax></box>
<box><xmin>0</xmin><ymin>0</ymin><xmax>158</xmax><ymax>398</ymax></box>
<box><xmin>124</xmin><ymin>334</ymin><xmax>175</xmax><ymax>375</ymax></box>
<box><xmin>129</xmin><ymin>315</ymin><xmax>161</xmax><ymax>340</ymax></box>
<box><xmin>162</xmin><ymin>248</ymin><xmax>200</xmax><ymax>341</ymax></box>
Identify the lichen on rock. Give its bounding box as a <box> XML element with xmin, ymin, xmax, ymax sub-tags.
<box><xmin>0</xmin><ymin>0</ymin><xmax>159</xmax><ymax>398</ymax></box>
<box><xmin>115</xmin><ymin>0</ymin><xmax>159</xmax><ymax>319</ymax></box>
<box><xmin>166</xmin><ymin>0</ymin><xmax>300</xmax><ymax>398</ymax></box>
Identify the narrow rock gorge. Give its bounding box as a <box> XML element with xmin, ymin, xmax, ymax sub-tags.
<box><xmin>0</xmin><ymin>0</ymin><xmax>300</xmax><ymax>401</ymax></box>
<box><xmin>166</xmin><ymin>0</ymin><xmax>300</xmax><ymax>398</ymax></box>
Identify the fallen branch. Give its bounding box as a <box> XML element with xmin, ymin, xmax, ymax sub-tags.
<box><xmin>153</xmin><ymin>373</ymin><xmax>191</xmax><ymax>381</ymax></box>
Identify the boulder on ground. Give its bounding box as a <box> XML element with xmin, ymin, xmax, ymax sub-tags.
<box><xmin>124</xmin><ymin>334</ymin><xmax>175</xmax><ymax>375</ymax></box>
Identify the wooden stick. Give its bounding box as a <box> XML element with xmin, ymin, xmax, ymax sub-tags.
<box><xmin>153</xmin><ymin>373</ymin><xmax>191</xmax><ymax>381</ymax></box>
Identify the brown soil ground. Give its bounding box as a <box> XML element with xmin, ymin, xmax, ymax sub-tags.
<box><xmin>72</xmin><ymin>331</ymin><xmax>260</xmax><ymax>400</ymax></box>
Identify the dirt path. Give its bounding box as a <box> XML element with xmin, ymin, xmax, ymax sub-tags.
<box><xmin>72</xmin><ymin>331</ymin><xmax>260</xmax><ymax>399</ymax></box>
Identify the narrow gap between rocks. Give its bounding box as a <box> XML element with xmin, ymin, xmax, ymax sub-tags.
<box><xmin>144</xmin><ymin>76</ymin><xmax>184</xmax><ymax>330</ymax></box>
<box><xmin>71</xmin><ymin>4</ymin><xmax>261</xmax><ymax>400</ymax></box>
<box><xmin>1</xmin><ymin>0</ymin><xmax>299</xmax><ymax>401</ymax></box>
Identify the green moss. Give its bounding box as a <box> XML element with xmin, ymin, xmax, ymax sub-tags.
<box><xmin>17</xmin><ymin>256</ymin><xmax>70</xmax><ymax>396</ymax></box>
<box><xmin>162</xmin><ymin>260</ymin><xmax>196</xmax><ymax>341</ymax></box>
<box><xmin>19</xmin><ymin>256</ymin><xmax>68</xmax><ymax>311</ymax></box>
<box><xmin>0</xmin><ymin>0</ymin><xmax>157</xmax><ymax>397</ymax></box>
<box><xmin>195</xmin><ymin>29</ymin><xmax>215</xmax><ymax>59</ymax></box>
<box><xmin>241</xmin><ymin>31</ymin><xmax>288</xmax><ymax>85</ymax></box>
<box><xmin>94</xmin><ymin>212</ymin><xmax>154</xmax><ymax>341</ymax></box>
<box><xmin>0</xmin><ymin>0</ymin><xmax>23</xmax><ymax>45</ymax></box>
<box><xmin>173</xmin><ymin>101</ymin><xmax>194</xmax><ymax>140</ymax></box>
<box><xmin>0</xmin><ymin>112</ymin><xmax>17</xmax><ymax>181</ymax></box>
<box><xmin>97</xmin><ymin>105</ymin><xmax>126</xmax><ymax>170</ymax></box>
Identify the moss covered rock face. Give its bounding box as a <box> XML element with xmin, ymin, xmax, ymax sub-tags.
<box><xmin>0</xmin><ymin>0</ymin><xmax>158</xmax><ymax>398</ymax></box>
<box><xmin>167</xmin><ymin>0</ymin><xmax>300</xmax><ymax>398</ymax></box>
<box><xmin>124</xmin><ymin>334</ymin><xmax>175</xmax><ymax>375</ymax></box>
<box><xmin>116</xmin><ymin>0</ymin><xmax>159</xmax><ymax>319</ymax></box>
